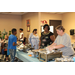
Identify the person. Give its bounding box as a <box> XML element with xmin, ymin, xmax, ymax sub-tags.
<box><xmin>31</xmin><ymin>29</ymin><xmax>39</xmax><ymax>49</ymax></box>
<box><xmin>28</xmin><ymin>33</ymin><xmax>33</xmax><ymax>45</ymax></box>
<box><xmin>0</xmin><ymin>39</ymin><xmax>5</xmax><ymax>59</ymax></box>
<box><xmin>47</xmin><ymin>25</ymin><xmax>74</xmax><ymax>57</ymax></box>
<box><xmin>39</xmin><ymin>24</ymin><xmax>55</xmax><ymax>49</ymax></box>
<box><xmin>3</xmin><ymin>35</ymin><xmax>9</xmax><ymax>61</ymax></box>
<box><xmin>19</xmin><ymin>28</ymin><xmax>24</xmax><ymax>43</ymax></box>
<box><xmin>28</xmin><ymin>29</ymin><xmax>37</xmax><ymax>47</ymax></box>
<box><xmin>8</xmin><ymin>28</ymin><xmax>17</xmax><ymax>62</ymax></box>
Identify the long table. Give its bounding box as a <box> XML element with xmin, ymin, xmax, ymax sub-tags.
<box><xmin>15</xmin><ymin>50</ymin><xmax>40</xmax><ymax>62</ymax></box>
<box><xmin>16</xmin><ymin>50</ymin><xmax>55</xmax><ymax>62</ymax></box>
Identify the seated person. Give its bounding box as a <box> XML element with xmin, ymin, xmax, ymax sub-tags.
<box><xmin>0</xmin><ymin>38</ymin><xmax>6</xmax><ymax>59</ymax></box>
<box><xmin>3</xmin><ymin>35</ymin><xmax>9</xmax><ymax>61</ymax></box>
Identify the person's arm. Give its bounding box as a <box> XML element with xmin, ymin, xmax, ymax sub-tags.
<box><xmin>28</xmin><ymin>34</ymin><xmax>31</xmax><ymax>43</ymax></box>
<box><xmin>50</xmin><ymin>42</ymin><xmax>57</xmax><ymax>46</ymax></box>
<box><xmin>28</xmin><ymin>33</ymin><xmax>33</xmax><ymax>44</ymax></box>
<box><xmin>47</xmin><ymin>44</ymin><xmax>65</xmax><ymax>51</ymax></box>
<box><xmin>47</xmin><ymin>42</ymin><xmax>57</xmax><ymax>49</ymax></box>
<box><xmin>50</xmin><ymin>35</ymin><xmax>55</xmax><ymax>42</ymax></box>
<box><xmin>39</xmin><ymin>36</ymin><xmax>41</xmax><ymax>48</ymax></box>
<box><xmin>0</xmin><ymin>40</ymin><xmax>4</xmax><ymax>43</ymax></box>
<box><xmin>13</xmin><ymin>37</ymin><xmax>17</xmax><ymax>46</ymax></box>
<box><xmin>31</xmin><ymin>36</ymin><xmax>36</xmax><ymax>47</ymax></box>
<box><xmin>13</xmin><ymin>42</ymin><xmax>17</xmax><ymax>46</ymax></box>
<box><xmin>0</xmin><ymin>41</ymin><xmax>3</xmax><ymax>43</ymax></box>
<box><xmin>54</xmin><ymin>44</ymin><xmax>65</xmax><ymax>49</ymax></box>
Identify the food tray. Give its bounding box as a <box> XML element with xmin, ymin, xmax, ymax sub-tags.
<box><xmin>39</xmin><ymin>50</ymin><xmax>62</xmax><ymax>62</ymax></box>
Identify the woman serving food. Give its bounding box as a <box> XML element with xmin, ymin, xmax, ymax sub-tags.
<box><xmin>47</xmin><ymin>25</ymin><xmax>74</xmax><ymax>56</ymax></box>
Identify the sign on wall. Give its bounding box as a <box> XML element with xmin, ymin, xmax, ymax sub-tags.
<box><xmin>26</xmin><ymin>19</ymin><xmax>30</xmax><ymax>32</ymax></box>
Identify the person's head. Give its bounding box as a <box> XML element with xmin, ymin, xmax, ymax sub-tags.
<box><xmin>19</xmin><ymin>28</ymin><xmax>23</xmax><ymax>33</ymax></box>
<box><xmin>55</xmin><ymin>25</ymin><xmax>65</xmax><ymax>36</ymax></box>
<box><xmin>12</xmin><ymin>28</ymin><xmax>17</xmax><ymax>35</ymax></box>
<box><xmin>33</xmin><ymin>29</ymin><xmax>37</xmax><ymax>34</ymax></box>
<box><xmin>5</xmin><ymin>35</ymin><xmax>8</xmax><ymax>40</ymax></box>
<box><xmin>43</xmin><ymin>24</ymin><xmax>50</xmax><ymax>32</ymax></box>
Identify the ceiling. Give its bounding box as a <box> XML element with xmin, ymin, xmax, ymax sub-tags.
<box><xmin>45</xmin><ymin>12</ymin><xmax>66</xmax><ymax>14</ymax></box>
<box><xmin>0</xmin><ymin>12</ymin><xmax>66</xmax><ymax>15</ymax></box>
<box><xmin>0</xmin><ymin>12</ymin><xmax>28</xmax><ymax>15</ymax></box>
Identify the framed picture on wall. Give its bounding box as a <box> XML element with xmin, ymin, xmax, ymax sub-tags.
<box><xmin>26</xmin><ymin>19</ymin><xmax>30</xmax><ymax>32</ymax></box>
<box><xmin>26</xmin><ymin>19</ymin><xmax>30</xmax><ymax>26</ymax></box>
<box><xmin>27</xmin><ymin>26</ymin><xmax>30</xmax><ymax>32</ymax></box>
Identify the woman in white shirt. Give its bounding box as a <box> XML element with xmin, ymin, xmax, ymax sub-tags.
<box><xmin>19</xmin><ymin>28</ymin><xmax>24</xmax><ymax>43</ymax></box>
<box><xmin>31</xmin><ymin>29</ymin><xmax>39</xmax><ymax>49</ymax></box>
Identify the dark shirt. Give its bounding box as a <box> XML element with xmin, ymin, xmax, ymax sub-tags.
<box><xmin>41</xmin><ymin>31</ymin><xmax>54</xmax><ymax>48</ymax></box>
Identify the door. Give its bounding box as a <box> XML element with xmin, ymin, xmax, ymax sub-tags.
<box><xmin>49</xmin><ymin>20</ymin><xmax>62</xmax><ymax>38</ymax></box>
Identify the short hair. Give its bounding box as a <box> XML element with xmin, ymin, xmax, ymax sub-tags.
<box><xmin>33</xmin><ymin>29</ymin><xmax>37</xmax><ymax>33</ymax></box>
<box><xmin>20</xmin><ymin>28</ymin><xmax>23</xmax><ymax>31</ymax></box>
<box><xmin>12</xmin><ymin>28</ymin><xmax>17</xmax><ymax>34</ymax></box>
<box><xmin>43</xmin><ymin>24</ymin><xmax>50</xmax><ymax>30</ymax></box>
<box><xmin>55</xmin><ymin>25</ymin><xmax>65</xmax><ymax>32</ymax></box>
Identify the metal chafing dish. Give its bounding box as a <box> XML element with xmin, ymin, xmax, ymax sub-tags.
<box><xmin>17</xmin><ymin>43</ymin><xmax>34</xmax><ymax>52</ymax></box>
<box><xmin>38</xmin><ymin>48</ymin><xmax>62</xmax><ymax>62</ymax></box>
<box><xmin>23</xmin><ymin>44</ymin><xmax>34</xmax><ymax>53</ymax></box>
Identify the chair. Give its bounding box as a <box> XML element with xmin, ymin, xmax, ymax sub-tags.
<box><xmin>23</xmin><ymin>37</ymin><xmax>26</xmax><ymax>45</ymax></box>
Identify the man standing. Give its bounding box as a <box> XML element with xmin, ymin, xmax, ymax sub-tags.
<box><xmin>8</xmin><ymin>28</ymin><xmax>17</xmax><ymax>62</ymax></box>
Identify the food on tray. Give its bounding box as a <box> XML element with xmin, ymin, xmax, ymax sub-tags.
<box><xmin>28</xmin><ymin>54</ymin><xmax>32</xmax><ymax>57</ymax></box>
<box><xmin>17</xmin><ymin>41</ymin><xmax>22</xmax><ymax>45</ymax></box>
<box><xmin>17</xmin><ymin>44</ymin><xmax>25</xmax><ymax>50</ymax></box>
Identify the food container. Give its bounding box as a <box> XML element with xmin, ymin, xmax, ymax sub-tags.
<box><xmin>39</xmin><ymin>50</ymin><xmax>62</xmax><ymax>62</ymax></box>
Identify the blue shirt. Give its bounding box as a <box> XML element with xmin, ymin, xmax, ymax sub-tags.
<box><xmin>8</xmin><ymin>34</ymin><xmax>17</xmax><ymax>50</ymax></box>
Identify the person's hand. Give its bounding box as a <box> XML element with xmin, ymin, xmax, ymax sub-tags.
<box><xmin>47</xmin><ymin>46</ymin><xmax>55</xmax><ymax>51</ymax></box>
<box><xmin>39</xmin><ymin>46</ymin><xmax>41</xmax><ymax>49</ymax></box>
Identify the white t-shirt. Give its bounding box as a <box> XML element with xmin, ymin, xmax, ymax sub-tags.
<box><xmin>20</xmin><ymin>32</ymin><xmax>24</xmax><ymax>41</ymax></box>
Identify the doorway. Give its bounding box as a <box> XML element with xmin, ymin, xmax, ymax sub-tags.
<box><xmin>49</xmin><ymin>20</ymin><xmax>62</xmax><ymax>38</ymax></box>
